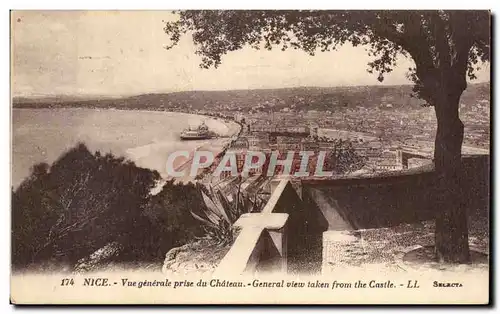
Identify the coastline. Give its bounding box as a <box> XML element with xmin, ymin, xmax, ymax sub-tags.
<box><xmin>152</xmin><ymin>112</ymin><xmax>242</xmax><ymax>188</ymax></box>
<box><xmin>12</xmin><ymin>107</ymin><xmax>242</xmax><ymax>189</ymax></box>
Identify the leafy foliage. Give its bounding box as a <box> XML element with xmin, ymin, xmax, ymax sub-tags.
<box><xmin>11</xmin><ymin>143</ymin><xmax>205</xmax><ymax>270</ymax></box>
<box><xmin>164</xmin><ymin>10</ymin><xmax>489</xmax><ymax>105</ymax></box>
<box><xmin>324</xmin><ymin>139</ymin><xmax>367</xmax><ymax>174</ymax></box>
<box><xmin>144</xmin><ymin>180</ymin><xmax>206</xmax><ymax>259</ymax></box>
<box><xmin>192</xmin><ymin>180</ymin><xmax>266</xmax><ymax>246</ymax></box>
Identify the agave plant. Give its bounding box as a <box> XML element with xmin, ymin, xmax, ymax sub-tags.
<box><xmin>191</xmin><ymin>181</ymin><xmax>266</xmax><ymax>246</ymax></box>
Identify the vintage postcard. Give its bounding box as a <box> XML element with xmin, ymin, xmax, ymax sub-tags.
<box><xmin>10</xmin><ymin>10</ymin><xmax>490</xmax><ymax>305</ymax></box>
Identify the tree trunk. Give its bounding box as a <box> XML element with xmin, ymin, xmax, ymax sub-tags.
<box><xmin>433</xmin><ymin>87</ymin><xmax>471</xmax><ymax>264</ymax></box>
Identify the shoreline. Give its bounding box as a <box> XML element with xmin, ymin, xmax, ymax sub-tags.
<box><xmin>13</xmin><ymin>106</ymin><xmax>241</xmax><ymax>134</ymax></box>
<box><xmin>12</xmin><ymin>108</ymin><xmax>242</xmax><ymax>189</ymax></box>
<box><xmin>158</xmin><ymin>113</ymin><xmax>243</xmax><ymax>186</ymax></box>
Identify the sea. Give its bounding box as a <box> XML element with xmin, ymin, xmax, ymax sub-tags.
<box><xmin>11</xmin><ymin>108</ymin><xmax>239</xmax><ymax>189</ymax></box>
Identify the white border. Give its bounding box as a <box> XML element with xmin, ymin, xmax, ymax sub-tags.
<box><xmin>2</xmin><ymin>1</ymin><xmax>498</xmax><ymax>313</ymax></box>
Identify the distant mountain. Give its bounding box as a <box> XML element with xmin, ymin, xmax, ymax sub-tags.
<box><xmin>12</xmin><ymin>82</ymin><xmax>490</xmax><ymax>112</ymax></box>
<box><xmin>12</xmin><ymin>94</ymin><xmax>126</xmax><ymax>104</ymax></box>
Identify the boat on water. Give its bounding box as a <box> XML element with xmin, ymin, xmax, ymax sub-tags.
<box><xmin>180</xmin><ymin>122</ymin><xmax>215</xmax><ymax>140</ymax></box>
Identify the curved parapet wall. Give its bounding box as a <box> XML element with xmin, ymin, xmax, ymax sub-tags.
<box><xmin>214</xmin><ymin>155</ymin><xmax>489</xmax><ymax>275</ymax></box>
<box><xmin>301</xmin><ymin>155</ymin><xmax>490</xmax><ymax>230</ymax></box>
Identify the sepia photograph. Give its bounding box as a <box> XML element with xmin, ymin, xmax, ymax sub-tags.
<box><xmin>9</xmin><ymin>9</ymin><xmax>491</xmax><ymax>305</ymax></box>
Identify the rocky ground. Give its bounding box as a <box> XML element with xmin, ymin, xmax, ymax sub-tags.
<box><xmin>162</xmin><ymin>239</ymin><xmax>232</xmax><ymax>276</ymax></box>
<box><xmin>322</xmin><ymin>217</ymin><xmax>489</xmax><ymax>274</ymax></box>
<box><xmin>59</xmin><ymin>238</ymin><xmax>232</xmax><ymax>275</ymax></box>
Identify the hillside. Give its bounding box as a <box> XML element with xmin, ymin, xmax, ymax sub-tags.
<box><xmin>12</xmin><ymin>82</ymin><xmax>490</xmax><ymax>113</ymax></box>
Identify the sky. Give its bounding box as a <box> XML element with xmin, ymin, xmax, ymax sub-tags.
<box><xmin>11</xmin><ymin>11</ymin><xmax>491</xmax><ymax>97</ymax></box>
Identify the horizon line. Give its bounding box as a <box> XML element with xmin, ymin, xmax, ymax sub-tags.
<box><xmin>11</xmin><ymin>81</ymin><xmax>491</xmax><ymax>100</ymax></box>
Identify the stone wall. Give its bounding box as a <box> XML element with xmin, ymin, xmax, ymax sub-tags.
<box><xmin>302</xmin><ymin>155</ymin><xmax>489</xmax><ymax>230</ymax></box>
